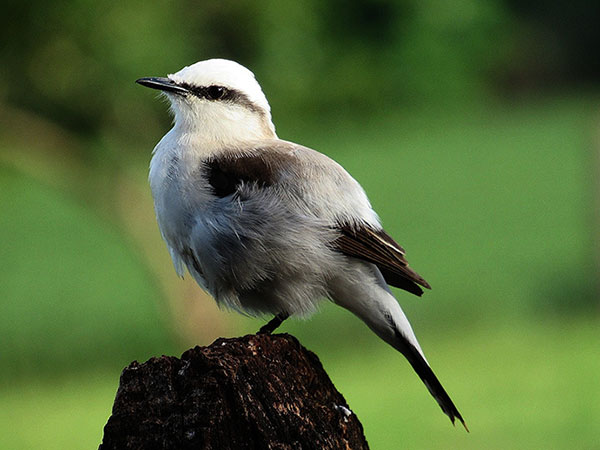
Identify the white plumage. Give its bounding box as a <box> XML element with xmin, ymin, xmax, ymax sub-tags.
<box><xmin>138</xmin><ymin>58</ymin><xmax>466</xmax><ymax>429</ymax></box>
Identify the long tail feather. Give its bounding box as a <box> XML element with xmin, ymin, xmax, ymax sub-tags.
<box><xmin>392</xmin><ymin>327</ymin><xmax>468</xmax><ymax>431</ymax></box>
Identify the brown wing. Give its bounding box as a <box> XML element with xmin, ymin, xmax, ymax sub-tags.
<box><xmin>333</xmin><ymin>224</ymin><xmax>431</xmax><ymax>296</ymax></box>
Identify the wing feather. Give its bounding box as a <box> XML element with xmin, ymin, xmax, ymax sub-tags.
<box><xmin>202</xmin><ymin>144</ymin><xmax>430</xmax><ymax>297</ymax></box>
<box><xmin>333</xmin><ymin>224</ymin><xmax>431</xmax><ymax>296</ymax></box>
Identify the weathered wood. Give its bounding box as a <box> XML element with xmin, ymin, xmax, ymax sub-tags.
<box><xmin>99</xmin><ymin>333</ymin><xmax>369</xmax><ymax>450</ymax></box>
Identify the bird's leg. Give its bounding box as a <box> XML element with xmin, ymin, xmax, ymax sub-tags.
<box><xmin>258</xmin><ymin>312</ymin><xmax>289</xmax><ymax>334</ymax></box>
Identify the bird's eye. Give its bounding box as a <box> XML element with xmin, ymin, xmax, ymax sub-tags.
<box><xmin>206</xmin><ymin>86</ymin><xmax>225</xmax><ymax>100</ymax></box>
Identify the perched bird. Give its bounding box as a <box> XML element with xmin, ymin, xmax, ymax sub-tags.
<box><xmin>137</xmin><ymin>59</ymin><xmax>466</xmax><ymax>429</ymax></box>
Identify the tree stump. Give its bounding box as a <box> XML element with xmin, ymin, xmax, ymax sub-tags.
<box><xmin>99</xmin><ymin>333</ymin><xmax>369</xmax><ymax>449</ymax></box>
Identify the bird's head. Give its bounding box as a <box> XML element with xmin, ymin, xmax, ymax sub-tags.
<box><xmin>137</xmin><ymin>59</ymin><xmax>276</xmax><ymax>142</ymax></box>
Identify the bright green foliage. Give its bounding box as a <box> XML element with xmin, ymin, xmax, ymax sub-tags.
<box><xmin>0</xmin><ymin>167</ymin><xmax>175</xmax><ymax>377</ymax></box>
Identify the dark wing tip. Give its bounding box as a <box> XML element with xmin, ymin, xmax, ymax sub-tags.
<box><xmin>378</xmin><ymin>268</ymin><xmax>425</xmax><ymax>296</ymax></box>
<box><xmin>394</xmin><ymin>262</ymin><xmax>432</xmax><ymax>291</ymax></box>
<box><xmin>333</xmin><ymin>224</ymin><xmax>432</xmax><ymax>295</ymax></box>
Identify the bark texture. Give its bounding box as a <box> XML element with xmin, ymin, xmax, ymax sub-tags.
<box><xmin>99</xmin><ymin>333</ymin><xmax>369</xmax><ymax>450</ymax></box>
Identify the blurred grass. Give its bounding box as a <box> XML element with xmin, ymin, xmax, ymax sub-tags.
<box><xmin>0</xmin><ymin>370</ymin><xmax>117</xmax><ymax>450</ymax></box>
<box><xmin>0</xmin><ymin>317</ymin><xmax>597</xmax><ymax>450</ymax></box>
<box><xmin>0</xmin><ymin>166</ymin><xmax>175</xmax><ymax>376</ymax></box>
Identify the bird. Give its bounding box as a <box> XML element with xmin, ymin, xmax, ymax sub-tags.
<box><xmin>137</xmin><ymin>58</ymin><xmax>466</xmax><ymax>430</ymax></box>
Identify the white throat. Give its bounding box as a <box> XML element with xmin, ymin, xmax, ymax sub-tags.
<box><xmin>168</xmin><ymin>95</ymin><xmax>277</xmax><ymax>146</ymax></box>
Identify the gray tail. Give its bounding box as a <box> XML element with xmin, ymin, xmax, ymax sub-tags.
<box><xmin>394</xmin><ymin>327</ymin><xmax>468</xmax><ymax>431</ymax></box>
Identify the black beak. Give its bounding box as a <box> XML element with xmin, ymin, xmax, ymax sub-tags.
<box><xmin>136</xmin><ymin>77</ymin><xmax>189</xmax><ymax>95</ymax></box>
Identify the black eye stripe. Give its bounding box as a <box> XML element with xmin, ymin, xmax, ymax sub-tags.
<box><xmin>180</xmin><ymin>83</ymin><xmax>230</xmax><ymax>101</ymax></box>
<box><xmin>178</xmin><ymin>83</ymin><xmax>262</xmax><ymax>114</ymax></box>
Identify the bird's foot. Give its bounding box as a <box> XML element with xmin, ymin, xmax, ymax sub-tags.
<box><xmin>258</xmin><ymin>312</ymin><xmax>289</xmax><ymax>334</ymax></box>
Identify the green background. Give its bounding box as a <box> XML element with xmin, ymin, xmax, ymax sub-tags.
<box><xmin>1</xmin><ymin>1</ymin><xmax>599</xmax><ymax>448</ymax></box>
